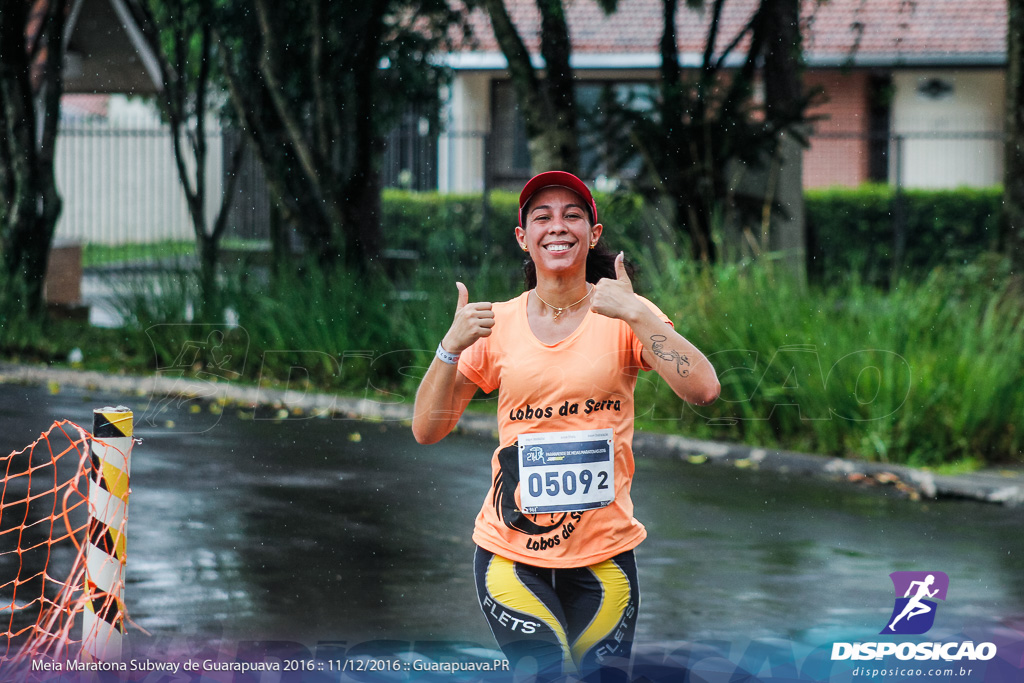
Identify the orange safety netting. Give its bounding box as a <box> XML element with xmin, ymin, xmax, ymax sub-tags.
<box><xmin>0</xmin><ymin>419</ymin><xmax>127</xmax><ymax>671</ymax></box>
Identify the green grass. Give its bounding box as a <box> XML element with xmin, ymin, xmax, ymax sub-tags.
<box><xmin>4</xmin><ymin>248</ymin><xmax>1021</xmax><ymax>468</ymax></box>
<box><xmin>82</xmin><ymin>240</ymin><xmax>196</xmax><ymax>267</ymax></box>
<box><xmin>631</xmin><ymin>250</ymin><xmax>1023</xmax><ymax>467</ymax></box>
<box><xmin>81</xmin><ymin>239</ymin><xmax>269</xmax><ymax>268</ymax></box>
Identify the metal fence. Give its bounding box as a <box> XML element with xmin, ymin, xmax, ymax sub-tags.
<box><xmin>54</xmin><ymin>117</ymin><xmax>440</xmax><ymax>254</ymax></box>
<box><xmin>53</xmin><ymin>120</ymin><xmax>1005</xmax><ymax>255</ymax></box>
<box><xmin>55</xmin><ymin>119</ymin><xmax>204</xmax><ymax>246</ymax></box>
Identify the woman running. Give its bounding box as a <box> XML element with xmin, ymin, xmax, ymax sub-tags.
<box><xmin>412</xmin><ymin>171</ymin><xmax>720</xmax><ymax>680</ymax></box>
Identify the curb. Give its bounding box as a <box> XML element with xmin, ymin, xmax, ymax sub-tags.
<box><xmin>3</xmin><ymin>362</ymin><xmax>1021</xmax><ymax>507</ymax></box>
<box><xmin>631</xmin><ymin>433</ymin><xmax>1024</xmax><ymax>506</ymax></box>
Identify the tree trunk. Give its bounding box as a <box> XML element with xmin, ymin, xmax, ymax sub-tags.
<box><xmin>125</xmin><ymin>0</ymin><xmax>252</xmax><ymax>320</ymax></box>
<box><xmin>197</xmin><ymin>233</ymin><xmax>219</xmax><ymax>318</ymax></box>
<box><xmin>341</xmin><ymin>9</ymin><xmax>385</xmax><ymax>270</ymax></box>
<box><xmin>535</xmin><ymin>0</ymin><xmax>579</xmax><ymax>172</ymax></box>
<box><xmin>1005</xmin><ymin>0</ymin><xmax>1024</xmax><ymax>272</ymax></box>
<box><xmin>481</xmin><ymin>0</ymin><xmax>580</xmax><ymax>173</ymax></box>
<box><xmin>660</xmin><ymin>0</ymin><xmax>716</xmax><ymax>263</ymax></box>
<box><xmin>339</xmin><ymin>168</ymin><xmax>383</xmax><ymax>272</ymax></box>
<box><xmin>216</xmin><ymin>43</ymin><xmax>338</xmax><ymax>263</ymax></box>
<box><xmin>249</xmin><ymin>0</ymin><xmax>385</xmax><ymax>270</ymax></box>
<box><xmin>762</xmin><ymin>0</ymin><xmax>806</xmax><ymax>283</ymax></box>
<box><xmin>676</xmin><ymin>190</ymin><xmax>716</xmax><ymax>263</ymax></box>
<box><xmin>0</xmin><ymin>1</ymin><xmax>66</xmax><ymax>316</ymax></box>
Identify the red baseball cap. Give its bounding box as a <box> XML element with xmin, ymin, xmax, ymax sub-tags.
<box><xmin>518</xmin><ymin>171</ymin><xmax>597</xmax><ymax>227</ymax></box>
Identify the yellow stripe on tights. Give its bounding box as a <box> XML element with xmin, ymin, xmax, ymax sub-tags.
<box><xmin>486</xmin><ymin>554</ymin><xmax>575</xmax><ymax>673</ymax></box>
<box><xmin>571</xmin><ymin>559</ymin><xmax>631</xmax><ymax>664</ymax></box>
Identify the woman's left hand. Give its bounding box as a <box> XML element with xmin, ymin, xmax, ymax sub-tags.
<box><xmin>592</xmin><ymin>252</ymin><xmax>645</xmax><ymax>323</ymax></box>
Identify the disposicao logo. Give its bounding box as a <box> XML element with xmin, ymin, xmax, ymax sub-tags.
<box><xmin>831</xmin><ymin>570</ymin><xmax>998</xmax><ymax>663</ymax></box>
<box><xmin>881</xmin><ymin>571</ymin><xmax>949</xmax><ymax>635</ymax></box>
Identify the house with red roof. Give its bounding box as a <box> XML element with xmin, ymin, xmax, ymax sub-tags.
<box><xmin>437</xmin><ymin>0</ymin><xmax>1006</xmax><ymax>193</ymax></box>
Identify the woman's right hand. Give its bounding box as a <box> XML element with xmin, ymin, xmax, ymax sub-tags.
<box><xmin>441</xmin><ymin>282</ymin><xmax>494</xmax><ymax>354</ymax></box>
<box><xmin>414</xmin><ymin>282</ymin><xmax>487</xmax><ymax>444</ymax></box>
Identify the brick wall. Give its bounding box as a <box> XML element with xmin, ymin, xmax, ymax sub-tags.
<box><xmin>803</xmin><ymin>70</ymin><xmax>872</xmax><ymax>188</ymax></box>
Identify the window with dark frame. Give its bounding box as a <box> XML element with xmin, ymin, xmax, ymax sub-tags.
<box><xmin>488</xmin><ymin>79</ymin><xmax>655</xmax><ymax>188</ymax></box>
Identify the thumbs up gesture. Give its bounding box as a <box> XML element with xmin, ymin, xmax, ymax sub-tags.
<box><xmin>441</xmin><ymin>282</ymin><xmax>495</xmax><ymax>355</ymax></box>
<box><xmin>592</xmin><ymin>252</ymin><xmax>644</xmax><ymax>322</ymax></box>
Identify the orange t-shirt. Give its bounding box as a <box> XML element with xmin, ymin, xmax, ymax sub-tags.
<box><xmin>458</xmin><ymin>290</ymin><xmax>673</xmax><ymax>568</ymax></box>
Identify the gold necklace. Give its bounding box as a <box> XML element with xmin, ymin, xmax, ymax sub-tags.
<box><xmin>534</xmin><ymin>284</ymin><xmax>592</xmax><ymax>320</ymax></box>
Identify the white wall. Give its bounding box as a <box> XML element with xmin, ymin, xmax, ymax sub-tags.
<box><xmin>890</xmin><ymin>69</ymin><xmax>1004</xmax><ymax>188</ymax></box>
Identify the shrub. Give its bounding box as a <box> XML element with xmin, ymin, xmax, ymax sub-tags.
<box><xmin>380</xmin><ymin>189</ymin><xmax>658</xmax><ymax>275</ymax></box>
<box><xmin>634</xmin><ymin>252</ymin><xmax>1023</xmax><ymax>466</ymax></box>
<box><xmin>806</xmin><ymin>185</ymin><xmax>1002</xmax><ymax>285</ymax></box>
<box><xmin>384</xmin><ymin>185</ymin><xmax>1004</xmax><ymax>286</ymax></box>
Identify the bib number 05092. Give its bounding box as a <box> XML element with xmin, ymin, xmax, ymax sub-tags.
<box><xmin>518</xmin><ymin>428</ymin><xmax>615</xmax><ymax>514</ymax></box>
<box><xmin>526</xmin><ymin>469</ymin><xmax>608</xmax><ymax>499</ymax></box>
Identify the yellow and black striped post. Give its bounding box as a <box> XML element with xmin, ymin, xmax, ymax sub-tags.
<box><xmin>82</xmin><ymin>406</ymin><xmax>133</xmax><ymax>662</ymax></box>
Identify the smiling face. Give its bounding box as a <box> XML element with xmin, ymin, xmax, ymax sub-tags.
<box><xmin>515</xmin><ymin>186</ymin><xmax>603</xmax><ymax>277</ymax></box>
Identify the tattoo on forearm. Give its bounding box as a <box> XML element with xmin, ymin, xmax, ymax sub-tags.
<box><xmin>650</xmin><ymin>334</ymin><xmax>690</xmax><ymax>377</ymax></box>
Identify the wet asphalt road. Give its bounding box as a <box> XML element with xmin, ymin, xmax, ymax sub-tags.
<box><xmin>2</xmin><ymin>381</ymin><xmax>1024</xmax><ymax>652</ymax></box>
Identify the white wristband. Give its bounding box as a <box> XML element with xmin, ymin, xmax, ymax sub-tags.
<box><xmin>436</xmin><ymin>342</ymin><xmax>460</xmax><ymax>365</ymax></box>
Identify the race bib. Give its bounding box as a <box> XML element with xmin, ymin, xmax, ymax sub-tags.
<box><xmin>518</xmin><ymin>428</ymin><xmax>615</xmax><ymax>514</ymax></box>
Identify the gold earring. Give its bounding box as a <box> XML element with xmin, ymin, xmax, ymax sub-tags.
<box><xmin>590</xmin><ymin>242</ymin><xmax>596</xmax><ymax>250</ymax></box>
<box><xmin>522</xmin><ymin>246</ymin><xmax>529</xmax><ymax>252</ymax></box>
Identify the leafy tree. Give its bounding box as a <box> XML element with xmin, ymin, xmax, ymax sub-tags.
<box><xmin>122</xmin><ymin>0</ymin><xmax>246</xmax><ymax>316</ymax></box>
<box><xmin>608</xmin><ymin>0</ymin><xmax>815</xmax><ymax>264</ymax></box>
<box><xmin>0</xmin><ymin>0</ymin><xmax>67</xmax><ymax>315</ymax></box>
<box><xmin>213</xmin><ymin>0</ymin><xmax>463</xmax><ymax>271</ymax></box>
<box><xmin>475</xmin><ymin>0</ymin><xmax>618</xmax><ymax>174</ymax></box>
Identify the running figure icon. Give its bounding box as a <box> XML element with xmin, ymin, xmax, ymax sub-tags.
<box><xmin>888</xmin><ymin>574</ymin><xmax>939</xmax><ymax>631</ymax></box>
<box><xmin>881</xmin><ymin>571</ymin><xmax>949</xmax><ymax>635</ymax></box>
